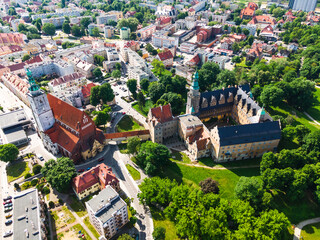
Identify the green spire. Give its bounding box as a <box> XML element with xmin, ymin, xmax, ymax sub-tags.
<box><xmin>261</xmin><ymin>107</ymin><xmax>265</xmax><ymax>115</ymax></box>
<box><xmin>26</xmin><ymin>68</ymin><xmax>40</xmax><ymax>92</ymax></box>
<box><xmin>191</xmin><ymin>70</ymin><xmax>199</xmax><ymax>90</ymax></box>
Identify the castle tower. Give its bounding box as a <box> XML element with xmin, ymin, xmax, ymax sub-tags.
<box><xmin>186</xmin><ymin>70</ymin><xmax>201</xmax><ymax>115</ymax></box>
<box><xmin>26</xmin><ymin>68</ymin><xmax>55</xmax><ymax>132</ymax></box>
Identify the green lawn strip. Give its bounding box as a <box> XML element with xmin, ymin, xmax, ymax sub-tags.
<box><xmin>301</xmin><ymin>222</ymin><xmax>320</xmax><ymax>240</ymax></box>
<box><xmin>162</xmin><ymin>162</ymin><xmax>260</xmax><ymax>200</ymax></box>
<box><xmin>307</xmin><ymin>88</ymin><xmax>320</xmax><ymax>123</ymax></box>
<box><xmin>151</xmin><ymin>207</ymin><xmax>180</xmax><ymax>240</ymax></box>
<box><xmin>84</xmin><ymin>217</ymin><xmax>100</xmax><ymax>239</ymax></box>
<box><xmin>118</xmin><ymin>143</ymin><xmax>129</xmax><ymax>154</ymax></box>
<box><xmin>126</xmin><ymin>164</ymin><xmax>141</xmax><ymax>180</ymax></box>
<box><xmin>269</xmin><ymin>102</ymin><xmax>320</xmax><ymax>132</ymax></box>
<box><xmin>132</xmin><ymin>99</ymin><xmax>153</xmax><ymax>117</ymax></box>
<box><xmin>170</xmin><ymin>151</ymin><xmax>191</xmax><ymax>164</ymax></box>
<box><xmin>7</xmin><ymin>161</ymin><xmax>30</xmax><ymax>182</ymax></box>
<box><xmin>62</xmin><ymin>206</ymin><xmax>76</xmax><ymax>224</ymax></box>
<box><xmin>71</xmin><ymin>224</ymin><xmax>92</xmax><ymax>240</ymax></box>
<box><xmin>69</xmin><ymin>196</ymin><xmax>87</xmax><ymax>217</ymax></box>
<box><xmin>197</xmin><ymin>157</ymin><xmax>261</xmax><ymax>168</ymax></box>
<box><xmin>117</xmin><ymin>115</ymin><xmax>145</xmax><ymax>132</ymax></box>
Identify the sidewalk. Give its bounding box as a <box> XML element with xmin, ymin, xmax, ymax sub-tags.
<box><xmin>293</xmin><ymin>217</ymin><xmax>320</xmax><ymax>240</ymax></box>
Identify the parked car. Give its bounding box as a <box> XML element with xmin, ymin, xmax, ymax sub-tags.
<box><xmin>5</xmin><ymin>220</ymin><xmax>12</xmax><ymax>225</ymax></box>
<box><xmin>122</xmin><ymin>112</ymin><xmax>126</xmax><ymax>115</ymax></box>
<box><xmin>77</xmin><ymin>169</ymin><xmax>84</xmax><ymax>173</ymax></box>
<box><xmin>98</xmin><ymin>157</ymin><xmax>104</xmax><ymax>162</ymax></box>
<box><xmin>4</xmin><ymin>203</ymin><xmax>12</xmax><ymax>207</ymax></box>
<box><xmin>37</xmin><ymin>154</ymin><xmax>44</xmax><ymax>161</ymax></box>
<box><xmin>5</xmin><ymin>213</ymin><xmax>12</xmax><ymax>218</ymax></box>
<box><xmin>4</xmin><ymin>207</ymin><xmax>13</xmax><ymax>212</ymax></box>
<box><xmin>3</xmin><ymin>200</ymin><xmax>12</xmax><ymax>205</ymax></box>
<box><xmin>3</xmin><ymin>230</ymin><xmax>13</xmax><ymax>237</ymax></box>
<box><xmin>3</xmin><ymin>196</ymin><xmax>12</xmax><ymax>201</ymax></box>
<box><xmin>87</xmin><ymin>167</ymin><xmax>91</xmax><ymax>171</ymax></box>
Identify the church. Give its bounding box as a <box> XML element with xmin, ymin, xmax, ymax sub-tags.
<box><xmin>26</xmin><ymin>69</ymin><xmax>105</xmax><ymax>162</ymax></box>
<box><xmin>147</xmin><ymin>71</ymin><xmax>281</xmax><ymax>162</ymax></box>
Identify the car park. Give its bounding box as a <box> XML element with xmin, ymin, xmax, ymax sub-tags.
<box><xmin>5</xmin><ymin>220</ymin><xmax>12</xmax><ymax>225</ymax></box>
<box><xmin>3</xmin><ymin>230</ymin><xmax>13</xmax><ymax>237</ymax></box>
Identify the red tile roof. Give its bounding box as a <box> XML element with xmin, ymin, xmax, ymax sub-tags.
<box><xmin>81</xmin><ymin>82</ymin><xmax>96</xmax><ymax>99</ymax></box>
<box><xmin>249</xmin><ymin>15</ymin><xmax>276</xmax><ymax>25</ymax></box>
<box><xmin>104</xmin><ymin>130</ymin><xmax>150</xmax><ymax>139</ymax></box>
<box><xmin>157</xmin><ymin>50</ymin><xmax>173</xmax><ymax>61</ymax></box>
<box><xmin>72</xmin><ymin>163</ymin><xmax>119</xmax><ymax>193</ymax></box>
<box><xmin>157</xmin><ymin>16</ymin><xmax>171</xmax><ymax>25</ymax></box>
<box><xmin>261</xmin><ymin>25</ymin><xmax>274</xmax><ymax>34</ymax></box>
<box><xmin>150</xmin><ymin>104</ymin><xmax>173</xmax><ymax>123</ymax></box>
<box><xmin>50</xmin><ymin>72</ymin><xmax>85</xmax><ymax>87</ymax></box>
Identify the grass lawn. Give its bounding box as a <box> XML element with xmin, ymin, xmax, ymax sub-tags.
<box><xmin>7</xmin><ymin>161</ymin><xmax>30</xmax><ymax>182</ymax></box>
<box><xmin>118</xmin><ymin>143</ymin><xmax>129</xmax><ymax>154</ymax></box>
<box><xmin>170</xmin><ymin>151</ymin><xmax>191</xmax><ymax>164</ymax></box>
<box><xmin>132</xmin><ymin>99</ymin><xmax>153</xmax><ymax>117</ymax></box>
<box><xmin>84</xmin><ymin>217</ymin><xmax>100</xmax><ymax>239</ymax></box>
<box><xmin>68</xmin><ymin>196</ymin><xmax>87</xmax><ymax>217</ymax></box>
<box><xmin>151</xmin><ymin>207</ymin><xmax>180</xmax><ymax>240</ymax></box>
<box><xmin>301</xmin><ymin>222</ymin><xmax>320</xmax><ymax>240</ymax></box>
<box><xmin>198</xmin><ymin>157</ymin><xmax>261</xmax><ymax>168</ymax></box>
<box><xmin>161</xmin><ymin>161</ymin><xmax>260</xmax><ymax>200</ymax></box>
<box><xmin>307</xmin><ymin>88</ymin><xmax>320</xmax><ymax>123</ymax></box>
<box><xmin>126</xmin><ymin>164</ymin><xmax>141</xmax><ymax>180</ymax></box>
<box><xmin>268</xmin><ymin>102</ymin><xmax>320</xmax><ymax>132</ymax></box>
<box><xmin>236</xmin><ymin>57</ymin><xmax>250</xmax><ymax>68</ymax></box>
<box><xmin>117</xmin><ymin>115</ymin><xmax>145</xmax><ymax>132</ymax></box>
<box><xmin>71</xmin><ymin>224</ymin><xmax>92</xmax><ymax>240</ymax></box>
<box><xmin>51</xmin><ymin>206</ymin><xmax>76</xmax><ymax>229</ymax></box>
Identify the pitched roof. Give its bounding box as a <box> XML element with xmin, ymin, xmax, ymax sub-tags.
<box><xmin>218</xmin><ymin>121</ymin><xmax>281</xmax><ymax>146</ymax></box>
<box><xmin>261</xmin><ymin>25</ymin><xmax>274</xmax><ymax>34</ymax></box>
<box><xmin>50</xmin><ymin>72</ymin><xmax>85</xmax><ymax>87</ymax></box>
<box><xmin>81</xmin><ymin>83</ymin><xmax>96</xmax><ymax>99</ymax></box>
<box><xmin>157</xmin><ymin>50</ymin><xmax>173</xmax><ymax>61</ymax></box>
<box><xmin>104</xmin><ymin>130</ymin><xmax>150</xmax><ymax>139</ymax></box>
<box><xmin>150</xmin><ymin>104</ymin><xmax>173</xmax><ymax>123</ymax></box>
<box><xmin>72</xmin><ymin>163</ymin><xmax>119</xmax><ymax>193</ymax></box>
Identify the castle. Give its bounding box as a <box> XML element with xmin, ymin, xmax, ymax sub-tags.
<box><xmin>147</xmin><ymin>71</ymin><xmax>281</xmax><ymax>162</ymax></box>
<box><xmin>27</xmin><ymin>69</ymin><xmax>105</xmax><ymax>162</ymax></box>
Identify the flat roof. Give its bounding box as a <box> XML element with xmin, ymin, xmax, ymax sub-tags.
<box><xmin>13</xmin><ymin>189</ymin><xmax>42</xmax><ymax>240</ymax></box>
<box><xmin>86</xmin><ymin>186</ymin><xmax>126</xmax><ymax>224</ymax></box>
<box><xmin>0</xmin><ymin>108</ymin><xmax>30</xmax><ymax>130</ymax></box>
<box><xmin>179</xmin><ymin>114</ymin><xmax>203</xmax><ymax>127</ymax></box>
<box><xmin>3</xmin><ymin>126</ymin><xmax>28</xmax><ymax>145</ymax></box>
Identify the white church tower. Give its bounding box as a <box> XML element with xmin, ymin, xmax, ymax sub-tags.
<box><xmin>186</xmin><ymin>70</ymin><xmax>201</xmax><ymax>115</ymax></box>
<box><xmin>26</xmin><ymin>68</ymin><xmax>55</xmax><ymax>133</ymax></box>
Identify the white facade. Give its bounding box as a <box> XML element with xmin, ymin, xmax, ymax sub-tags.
<box><xmin>42</xmin><ymin>17</ymin><xmax>65</xmax><ymax>27</ymax></box>
<box><xmin>180</xmin><ymin>42</ymin><xmax>196</xmax><ymax>53</ymax></box>
<box><xmin>137</xmin><ymin>24</ymin><xmax>156</xmax><ymax>40</ymax></box>
<box><xmin>152</xmin><ymin>32</ymin><xmax>179</xmax><ymax>48</ymax></box>
<box><xmin>97</xmin><ymin>14</ymin><xmax>118</xmax><ymax>25</ymax></box>
<box><xmin>291</xmin><ymin>0</ymin><xmax>316</xmax><ymax>12</ymax></box>
<box><xmin>26</xmin><ymin>60</ymin><xmax>74</xmax><ymax>78</ymax></box>
<box><xmin>104</xmin><ymin>26</ymin><xmax>115</xmax><ymax>38</ymax></box>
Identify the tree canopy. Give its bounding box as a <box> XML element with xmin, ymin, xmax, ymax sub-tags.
<box><xmin>0</xmin><ymin>144</ymin><xmax>19</xmax><ymax>162</ymax></box>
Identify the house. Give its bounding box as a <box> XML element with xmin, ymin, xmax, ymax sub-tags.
<box><xmin>248</xmin><ymin>15</ymin><xmax>277</xmax><ymax>29</ymax></box>
<box><xmin>81</xmin><ymin>83</ymin><xmax>96</xmax><ymax>105</ymax></box>
<box><xmin>156</xmin><ymin>50</ymin><xmax>174</xmax><ymax>68</ymax></box>
<box><xmin>155</xmin><ymin>16</ymin><xmax>171</xmax><ymax>30</ymax></box>
<box><xmin>48</xmin><ymin>72</ymin><xmax>86</xmax><ymax>93</ymax></box>
<box><xmin>260</xmin><ymin>25</ymin><xmax>277</xmax><ymax>41</ymax></box>
<box><xmin>240</xmin><ymin>2</ymin><xmax>258</xmax><ymax>19</ymax></box>
<box><xmin>85</xmin><ymin>186</ymin><xmax>128</xmax><ymax>239</ymax></box>
<box><xmin>72</xmin><ymin>163</ymin><xmax>120</xmax><ymax>200</ymax></box>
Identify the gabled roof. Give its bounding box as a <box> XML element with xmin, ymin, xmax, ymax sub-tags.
<box><xmin>150</xmin><ymin>104</ymin><xmax>173</xmax><ymax>123</ymax></box>
<box><xmin>81</xmin><ymin>82</ymin><xmax>96</xmax><ymax>99</ymax></box>
<box><xmin>50</xmin><ymin>72</ymin><xmax>85</xmax><ymax>87</ymax></box>
<box><xmin>157</xmin><ymin>50</ymin><xmax>173</xmax><ymax>61</ymax></box>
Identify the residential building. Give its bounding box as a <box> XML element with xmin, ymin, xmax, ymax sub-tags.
<box><xmin>0</xmin><ymin>33</ymin><xmax>26</xmax><ymax>46</ymax></box>
<box><xmin>81</xmin><ymin>82</ymin><xmax>96</xmax><ymax>105</ymax></box>
<box><xmin>70</xmin><ymin>16</ymin><xmax>93</xmax><ymax>26</ymax></box>
<box><xmin>152</xmin><ymin>31</ymin><xmax>179</xmax><ymax>48</ymax></box>
<box><xmin>85</xmin><ymin>186</ymin><xmax>128</xmax><ymax>239</ymax></box>
<box><xmin>103</xmin><ymin>47</ymin><xmax>120</xmax><ymax>72</ymax></box>
<box><xmin>180</xmin><ymin>42</ymin><xmax>197</xmax><ymax>53</ymax></box>
<box><xmin>156</xmin><ymin>4</ymin><xmax>177</xmax><ymax>18</ymax></box>
<box><xmin>26</xmin><ymin>59</ymin><xmax>74</xmax><ymax>78</ymax></box>
<box><xmin>248</xmin><ymin>15</ymin><xmax>277</xmax><ymax>29</ymax></box>
<box><xmin>175</xmin><ymin>65</ymin><xmax>194</xmax><ymax>84</ymax></box>
<box><xmin>156</xmin><ymin>50</ymin><xmax>174</xmax><ymax>68</ymax></box>
<box><xmin>42</xmin><ymin>17</ymin><xmax>65</xmax><ymax>27</ymax></box>
<box><xmin>31</xmin><ymin>9</ymin><xmax>82</xmax><ymax>20</ymax></box>
<box><xmin>188</xmin><ymin>1</ymin><xmax>206</xmax><ymax>14</ymax></box>
<box><xmin>289</xmin><ymin>0</ymin><xmax>316</xmax><ymax>12</ymax></box>
<box><xmin>128</xmin><ymin>66</ymin><xmax>149</xmax><ymax>84</ymax></box>
<box><xmin>69</xmin><ymin>57</ymin><xmax>95</xmax><ymax>78</ymax></box>
<box><xmin>48</xmin><ymin>72</ymin><xmax>86</xmax><ymax>93</ymax></box>
<box><xmin>13</xmin><ymin>189</ymin><xmax>48</xmax><ymax>240</ymax></box>
<box><xmin>260</xmin><ymin>25</ymin><xmax>277</xmax><ymax>41</ymax></box>
<box><xmin>97</xmin><ymin>14</ymin><xmax>118</xmax><ymax>25</ymax></box>
<box><xmin>120</xmin><ymin>27</ymin><xmax>131</xmax><ymax>40</ymax></box>
<box><xmin>155</xmin><ymin>17</ymin><xmax>171</xmax><ymax>30</ymax></box>
<box><xmin>73</xmin><ymin>163</ymin><xmax>120</xmax><ymax>200</ymax></box>
<box><xmin>0</xmin><ymin>109</ymin><xmax>31</xmax><ymax>146</ymax></box>
<box><xmin>104</xmin><ymin>26</ymin><xmax>115</xmax><ymax>38</ymax></box>
<box><xmin>137</xmin><ymin>24</ymin><xmax>156</xmax><ymax>40</ymax></box>
<box><xmin>240</xmin><ymin>2</ymin><xmax>258</xmax><ymax>19</ymax></box>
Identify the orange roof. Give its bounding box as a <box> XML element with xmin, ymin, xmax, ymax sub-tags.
<box><xmin>157</xmin><ymin>50</ymin><xmax>173</xmax><ymax>61</ymax></box>
<box><xmin>150</xmin><ymin>104</ymin><xmax>173</xmax><ymax>123</ymax></box>
<box><xmin>104</xmin><ymin>130</ymin><xmax>150</xmax><ymax>139</ymax></box>
<box><xmin>72</xmin><ymin>163</ymin><xmax>119</xmax><ymax>193</ymax></box>
<box><xmin>81</xmin><ymin>82</ymin><xmax>96</xmax><ymax>99</ymax></box>
<box><xmin>45</xmin><ymin>123</ymin><xmax>80</xmax><ymax>153</ymax></box>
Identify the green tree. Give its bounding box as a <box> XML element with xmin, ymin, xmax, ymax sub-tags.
<box><xmin>130</xmin><ymin>32</ymin><xmax>137</xmax><ymax>40</ymax></box>
<box><xmin>41</xmin><ymin>157</ymin><xmax>76</xmax><ymax>192</ymax></box>
<box><xmin>18</xmin><ymin>23</ymin><xmax>27</xmax><ymax>32</ymax></box>
<box><xmin>62</xmin><ymin>22</ymin><xmax>71</xmax><ymax>35</ymax></box>
<box><xmin>304</xmin><ymin>131</ymin><xmax>320</xmax><ymax>153</ymax></box>
<box><xmin>137</xmin><ymin>91</ymin><xmax>145</xmax><ymax>109</ymax></box>
<box><xmin>140</xmin><ymin>78</ymin><xmax>149</xmax><ymax>92</ymax></box>
<box><xmin>33</xmin><ymin>164</ymin><xmax>42</xmax><ymax>174</ymax></box>
<box><xmin>242</xmin><ymin>28</ymin><xmax>250</xmax><ymax>36</ymax></box>
<box><xmin>116</xmin><ymin>18</ymin><xmax>139</xmax><ymax>32</ymax></box>
<box><xmin>232</xmin><ymin>56</ymin><xmax>241</xmax><ymax>63</ymax></box>
<box><xmin>151</xmin><ymin>59</ymin><xmax>165</xmax><ymax>76</ymax></box>
<box><xmin>42</xmin><ymin>23</ymin><xmax>56</xmax><ymax>39</ymax></box>
<box><xmin>127</xmin><ymin>136</ymin><xmax>141</xmax><ymax>155</ymax></box>
<box><xmin>94</xmin><ymin>111</ymin><xmax>108</xmax><ymax>126</ymax></box>
<box><xmin>153</xmin><ymin>227</ymin><xmax>166</xmax><ymax>240</ymax></box>
<box><xmin>199</xmin><ymin>178</ymin><xmax>219</xmax><ymax>194</ymax></box>
<box><xmin>198</xmin><ymin>62</ymin><xmax>221</xmax><ymax>91</ymax></box>
<box><xmin>117</xmin><ymin>234</ymin><xmax>134</xmax><ymax>240</ymax></box>
<box><xmin>115</xmin><ymin>62</ymin><xmax>121</xmax><ymax>71</ymax></box>
<box><xmin>232</xmin><ymin>42</ymin><xmax>240</xmax><ymax>53</ymax></box>
<box><xmin>111</xmin><ymin>69</ymin><xmax>121</xmax><ymax>81</ymax></box>
<box><xmin>136</xmin><ymin>141</ymin><xmax>170</xmax><ymax>175</ymax></box>
<box><xmin>94</xmin><ymin>55</ymin><xmax>105</xmax><ymax>66</ymax></box>
<box><xmin>160</xmin><ymin>92</ymin><xmax>184</xmax><ymax>115</ymax></box>
<box><xmin>0</xmin><ymin>144</ymin><xmax>19</xmax><ymax>162</ymax></box>
<box><xmin>127</xmin><ymin>79</ymin><xmax>137</xmax><ymax>98</ymax></box>
<box><xmin>71</xmin><ymin>25</ymin><xmax>82</xmax><ymax>37</ymax></box>
<box><xmin>99</xmin><ymin>83</ymin><xmax>115</xmax><ymax>103</ymax></box>
<box><xmin>92</xmin><ymin>27</ymin><xmax>100</xmax><ymax>37</ymax></box>
<box><xmin>61</xmin><ymin>0</ymin><xmax>65</xmax><ymax>8</ymax></box>
<box><xmin>295</xmin><ymin>125</ymin><xmax>310</xmax><ymax>144</ymax></box>
<box><xmin>80</xmin><ymin>17</ymin><xmax>92</xmax><ymax>28</ymax></box>
<box><xmin>148</xmin><ymin>82</ymin><xmax>165</xmax><ymax>103</ymax></box>
<box><xmin>90</xmin><ymin>86</ymin><xmax>100</xmax><ymax>106</ymax></box>
<box><xmin>22</xmin><ymin>54</ymin><xmax>31</xmax><ymax>62</ymax></box>
<box><xmin>93</xmin><ymin>68</ymin><xmax>102</xmax><ymax>78</ymax></box>
<box><xmin>260</xmin><ymin>86</ymin><xmax>284</xmax><ymax>107</ymax></box>
<box><xmin>216</xmin><ymin>70</ymin><xmax>236</xmax><ymax>87</ymax></box>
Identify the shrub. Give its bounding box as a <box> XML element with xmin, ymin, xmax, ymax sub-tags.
<box><xmin>33</xmin><ymin>164</ymin><xmax>42</xmax><ymax>174</ymax></box>
<box><xmin>48</xmin><ymin>201</ymin><xmax>55</xmax><ymax>208</ymax></box>
<box><xmin>37</xmin><ymin>182</ymin><xmax>45</xmax><ymax>191</ymax></box>
<box><xmin>58</xmin><ymin>199</ymin><xmax>63</xmax><ymax>205</ymax></box>
<box><xmin>42</xmin><ymin>187</ymin><xmax>50</xmax><ymax>195</ymax></box>
<box><xmin>14</xmin><ymin>183</ymin><xmax>20</xmax><ymax>189</ymax></box>
<box><xmin>21</xmin><ymin>181</ymin><xmax>31</xmax><ymax>190</ymax></box>
<box><xmin>24</xmin><ymin>173</ymin><xmax>32</xmax><ymax>179</ymax></box>
<box><xmin>129</xmin><ymin>216</ymin><xmax>137</xmax><ymax>225</ymax></box>
<box><xmin>31</xmin><ymin>178</ymin><xmax>38</xmax><ymax>186</ymax></box>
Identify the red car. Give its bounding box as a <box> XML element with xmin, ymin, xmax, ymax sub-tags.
<box><xmin>122</xmin><ymin>112</ymin><xmax>125</xmax><ymax>115</ymax></box>
<box><xmin>77</xmin><ymin>169</ymin><xmax>84</xmax><ymax>173</ymax></box>
<box><xmin>3</xmin><ymin>200</ymin><xmax>11</xmax><ymax>205</ymax></box>
<box><xmin>98</xmin><ymin>157</ymin><xmax>104</xmax><ymax>162</ymax></box>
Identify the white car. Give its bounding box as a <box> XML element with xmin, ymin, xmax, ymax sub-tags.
<box><xmin>37</xmin><ymin>154</ymin><xmax>44</xmax><ymax>161</ymax></box>
<box><xmin>3</xmin><ymin>230</ymin><xmax>13</xmax><ymax>237</ymax></box>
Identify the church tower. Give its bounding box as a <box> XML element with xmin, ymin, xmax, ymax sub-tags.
<box><xmin>186</xmin><ymin>70</ymin><xmax>201</xmax><ymax>115</ymax></box>
<box><xmin>26</xmin><ymin>68</ymin><xmax>55</xmax><ymax>132</ymax></box>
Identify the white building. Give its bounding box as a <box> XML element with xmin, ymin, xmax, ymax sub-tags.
<box><xmin>26</xmin><ymin>60</ymin><xmax>74</xmax><ymax>78</ymax></box>
<box><xmin>104</xmin><ymin>26</ymin><xmax>115</xmax><ymax>38</ymax></box>
<box><xmin>180</xmin><ymin>42</ymin><xmax>197</xmax><ymax>53</ymax></box>
<box><xmin>42</xmin><ymin>17</ymin><xmax>65</xmax><ymax>27</ymax></box>
<box><xmin>289</xmin><ymin>0</ymin><xmax>316</xmax><ymax>12</ymax></box>
<box><xmin>85</xmin><ymin>186</ymin><xmax>128</xmax><ymax>239</ymax></box>
<box><xmin>152</xmin><ymin>31</ymin><xmax>179</xmax><ymax>48</ymax></box>
<box><xmin>103</xmin><ymin>47</ymin><xmax>120</xmax><ymax>72</ymax></box>
<box><xmin>137</xmin><ymin>24</ymin><xmax>156</xmax><ymax>40</ymax></box>
<box><xmin>97</xmin><ymin>14</ymin><xmax>118</xmax><ymax>25</ymax></box>
<box><xmin>48</xmin><ymin>72</ymin><xmax>86</xmax><ymax>93</ymax></box>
